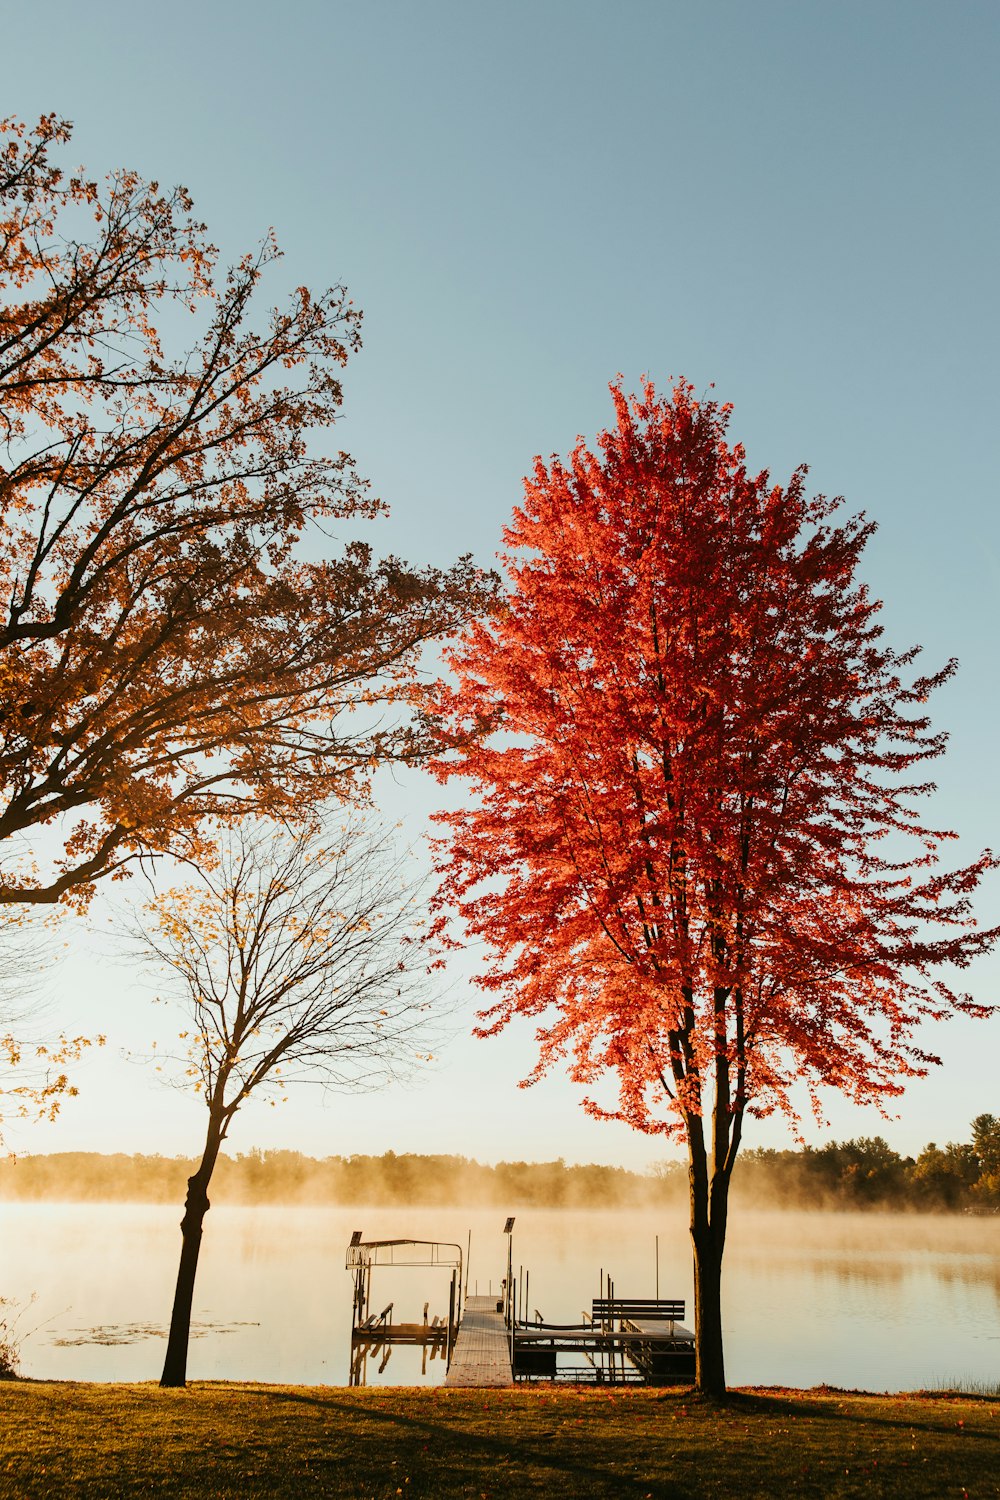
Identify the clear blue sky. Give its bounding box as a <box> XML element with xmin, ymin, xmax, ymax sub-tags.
<box><xmin>4</xmin><ymin>0</ymin><xmax>999</xmax><ymax>1168</ymax></box>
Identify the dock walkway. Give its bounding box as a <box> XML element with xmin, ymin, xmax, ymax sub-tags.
<box><xmin>444</xmin><ymin>1295</ymin><xmax>513</xmax><ymax>1387</ymax></box>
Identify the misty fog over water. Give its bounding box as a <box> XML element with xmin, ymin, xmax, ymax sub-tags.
<box><xmin>6</xmin><ymin>1205</ymin><xmax>998</xmax><ymax>1391</ymax></box>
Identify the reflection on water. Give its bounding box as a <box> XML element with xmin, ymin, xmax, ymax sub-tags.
<box><xmin>3</xmin><ymin>1203</ymin><xmax>998</xmax><ymax>1390</ymax></box>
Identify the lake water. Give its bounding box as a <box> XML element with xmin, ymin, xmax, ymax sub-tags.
<box><xmin>4</xmin><ymin>1203</ymin><xmax>999</xmax><ymax>1391</ymax></box>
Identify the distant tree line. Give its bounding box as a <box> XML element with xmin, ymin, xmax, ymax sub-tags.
<box><xmin>733</xmin><ymin>1113</ymin><xmax>1000</xmax><ymax>1211</ymax></box>
<box><xmin>2</xmin><ymin>1116</ymin><xmax>998</xmax><ymax>1211</ymax></box>
<box><xmin>0</xmin><ymin>1149</ymin><xmax>671</xmax><ymax>1209</ymax></box>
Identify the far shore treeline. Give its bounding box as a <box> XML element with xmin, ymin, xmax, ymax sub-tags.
<box><xmin>4</xmin><ymin>1114</ymin><xmax>998</xmax><ymax>1212</ymax></box>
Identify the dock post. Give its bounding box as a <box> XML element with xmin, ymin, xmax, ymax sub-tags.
<box><xmin>447</xmin><ymin>1270</ymin><xmax>456</xmax><ymax>1369</ymax></box>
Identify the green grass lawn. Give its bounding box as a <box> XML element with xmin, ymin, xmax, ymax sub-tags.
<box><xmin>1</xmin><ymin>1381</ymin><xmax>997</xmax><ymax>1499</ymax></box>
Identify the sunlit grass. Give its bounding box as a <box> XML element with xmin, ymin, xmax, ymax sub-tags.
<box><xmin>1</xmin><ymin>1381</ymin><xmax>998</xmax><ymax>1498</ymax></box>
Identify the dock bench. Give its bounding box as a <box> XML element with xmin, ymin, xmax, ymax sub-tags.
<box><xmin>590</xmin><ymin>1299</ymin><xmax>695</xmax><ymax>1384</ymax></box>
<box><xmin>591</xmin><ymin>1298</ymin><xmax>685</xmax><ymax>1331</ymax></box>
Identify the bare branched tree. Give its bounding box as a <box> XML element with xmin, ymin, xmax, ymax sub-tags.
<box><xmin>129</xmin><ymin>812</ymin><xmax>439</xmax><ymax>1387</ymax></box>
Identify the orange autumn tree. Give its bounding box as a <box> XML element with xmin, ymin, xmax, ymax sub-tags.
<box><xmin>0</xmin><ymin>1030</ymin><xmax>100</xmax><ymax>1143</ymax></box>
<box><xmin>0</xmin><ymin>114</ymin><xmax>486</xmax><ymax>908</ymax></box>
<box><xmin>0</xmin><ymin>909</ymin><xmax>103</xmax><ymax>1146</ymax></box>
<box><xmin>431</xmin><ymin>379</ymin><xmax>998</xmax><ymax>1396</ymax></box>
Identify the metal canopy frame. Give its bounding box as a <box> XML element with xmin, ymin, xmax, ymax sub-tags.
<box><xmin>345</xmin><ymin>1237</ymin><xmax>464</xmax><ymax>1272</ymax></box>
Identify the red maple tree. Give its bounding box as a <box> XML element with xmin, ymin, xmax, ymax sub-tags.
<box><xmin>431</xmin><ymin>379</ymin><xmax>998</xmax><ymax>1394</ymax></box>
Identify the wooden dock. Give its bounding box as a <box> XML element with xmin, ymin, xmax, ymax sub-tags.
<box><xmin>444</xmin><ymin>1295</ymin><xmax>513</xmax><ymax>1387</ymax></box>
<box><xmin>509</xmin><ymin>1298</ymin><xmax>696</xmax><ymax>1384</ymax></box>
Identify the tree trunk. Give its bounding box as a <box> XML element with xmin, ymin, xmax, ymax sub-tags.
<box><xmin>685</xmin><ymin>973</ymin><xmax>744</xmax><ymax>1398</ymax></box>
<box><xmin>691</xmin><ymin>1213</ymin><xmax>726</xmax><ymax>1396</ymax></box>
<box><xmin>687</xmin><ymin>1126</ymin><xmax>733</xmax><ymax>1398</ymax></box>
<box><xmin>160</xmin><ymin>1114</ymin><xmax>224</xmax><ymax>1388</ymax></box>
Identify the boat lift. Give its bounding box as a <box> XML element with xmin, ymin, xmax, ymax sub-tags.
<box><xmin>345</xmin><ymin>1233</ymin><xmax>464</xmax><ymax>1385</ymax></box>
